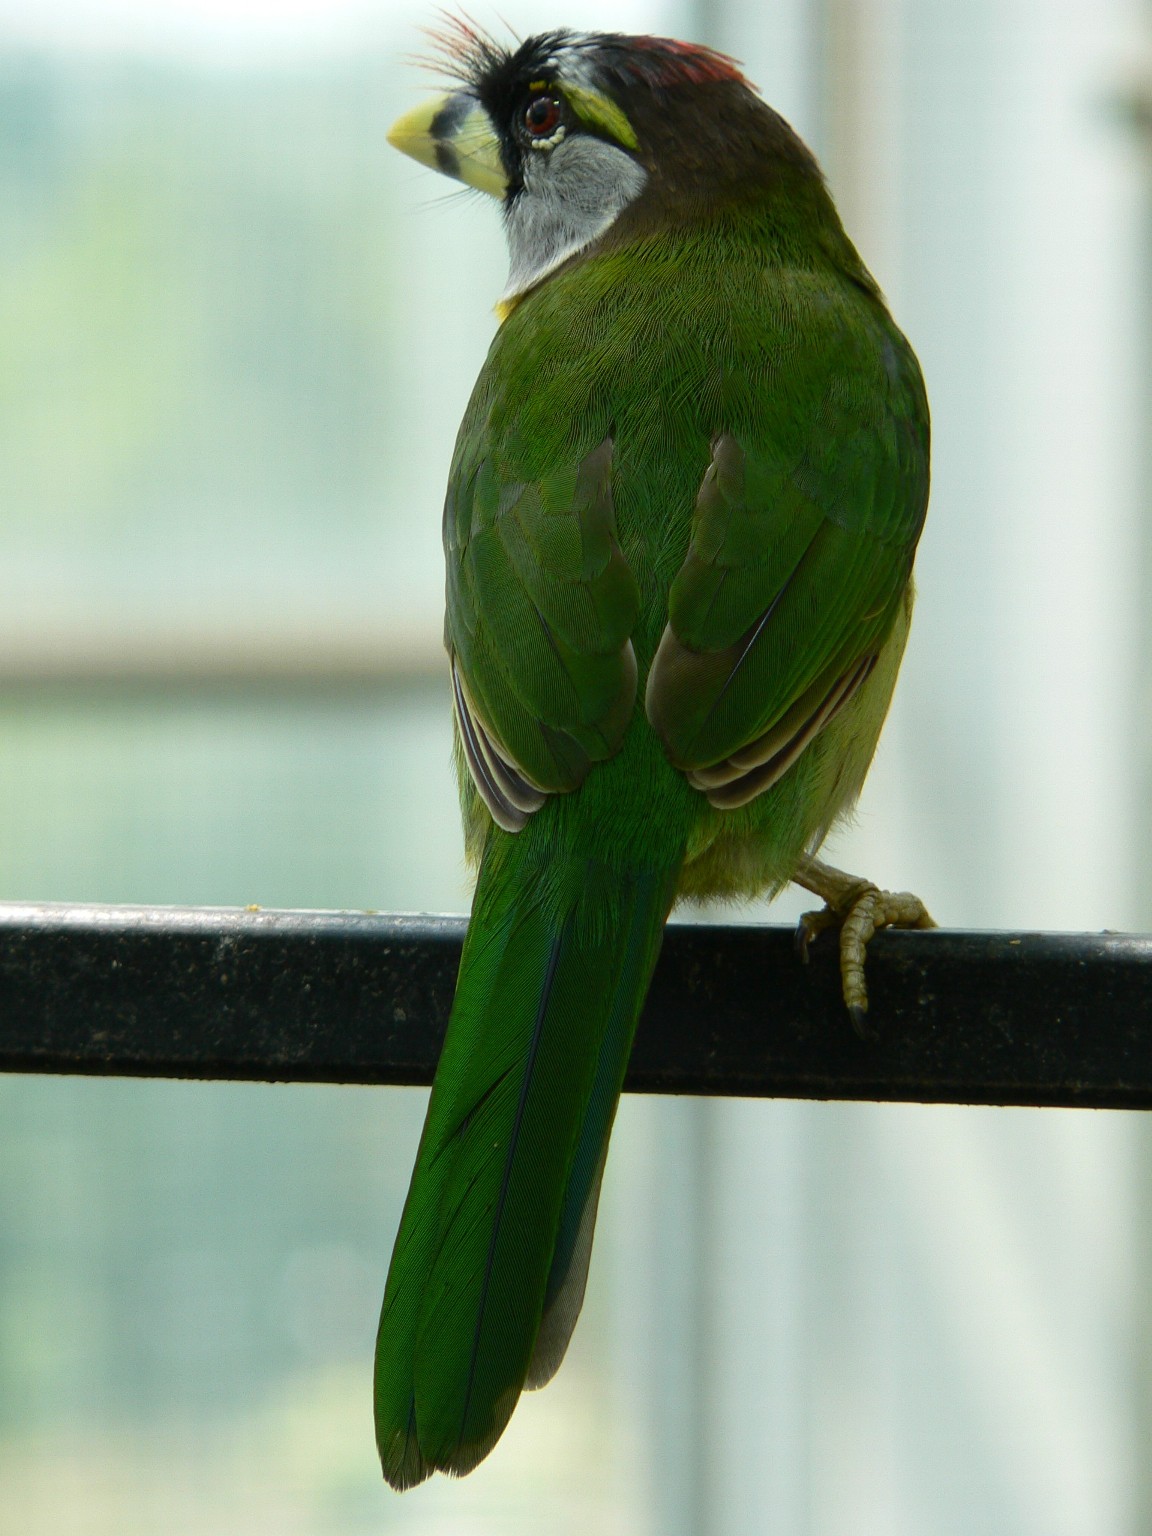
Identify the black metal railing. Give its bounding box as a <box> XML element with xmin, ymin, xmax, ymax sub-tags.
<box><xmin>0</xmin><ymin>902</ymin><xmax>1148</xmax><ymax>1109</ymax></box>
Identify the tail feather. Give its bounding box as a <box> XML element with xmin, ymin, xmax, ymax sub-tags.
<box><xmin>524</xmin><ymin>1146</ymin><xmax>607</xmax><ymax>1390</ymax></box>
<box><xmin>374</xmin><ymin>834</ymin><xmax>677</xmax><ymax>1488</ymax></box>
<box><xmin>526</xmin><ymin>863</ymin><xmax>672</xmax><ymax>1389</ymax></box>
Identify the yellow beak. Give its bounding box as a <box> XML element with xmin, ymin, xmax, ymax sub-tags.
<box><xmin>387</xmin><ymin>94</ymin><xmax>507</xmax><ymax>200</ymax></box>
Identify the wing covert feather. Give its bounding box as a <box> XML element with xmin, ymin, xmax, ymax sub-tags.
<box><xmin>446</xmin><ymin>430</ymin><xmax>640</xmax><ymax>812</ymax></box>
<box><xmin>646</xmin><ymin>324</ymin><xmax>929</xmax><ymax>803</ymax></box>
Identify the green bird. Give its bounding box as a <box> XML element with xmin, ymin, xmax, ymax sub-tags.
<box><xmin>378</xmin><ymin>21</ymin><xmax>932</xmax><ymax>1488</ymax></box>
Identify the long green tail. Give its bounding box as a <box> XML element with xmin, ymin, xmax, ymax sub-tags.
<box><xmin>374</xmin><ymin>826</ymin><xmax>679</xmax><ymax>1489</ymax></box>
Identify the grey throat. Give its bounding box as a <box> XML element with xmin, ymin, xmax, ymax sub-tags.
<box><xmin>501</xmin><ymin>134</ymin><xmax>648</xmax><ymax>303</ymax></box>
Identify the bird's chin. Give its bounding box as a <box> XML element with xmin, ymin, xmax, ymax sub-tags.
<box><xmin>499</xmin><ymin>137</ymin><xmax>648</xmax><ymax>308</ymax></box>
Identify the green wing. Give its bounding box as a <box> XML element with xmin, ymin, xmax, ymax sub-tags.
<box><xmin>645</xmin><ymin>320</ymin><xmax>929</xmax><ymax>808</ymax></box>
<box><xmin>444</xmin><ymin>421</ymin><xmax>640</xmax><ymax>829</ymax></box>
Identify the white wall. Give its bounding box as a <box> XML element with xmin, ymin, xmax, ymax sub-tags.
<box><xmin>688</xmin><ymin>0</ymin><xmax>1149</xmax><ymax>1531</ymax></box>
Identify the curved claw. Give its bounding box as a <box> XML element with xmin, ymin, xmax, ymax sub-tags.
<box><xmin>794</xmin><ymin>904</ymin><xmax>838</xmax><ymax>964</ymax></box>
<box><xmin>848</xmin><ymin>1003</ymin><xmax>877</xmax><ymax>1042</ymax></box>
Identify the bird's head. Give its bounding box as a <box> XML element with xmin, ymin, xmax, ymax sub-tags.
<box><xmin>389</xmin><ymin>21</ymin><xmax>823</xmax><ymax>309</ymax></box>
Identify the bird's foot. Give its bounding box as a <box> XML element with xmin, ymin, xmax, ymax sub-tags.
<box><xmin>792</xmin><ymin>854</ymin><xmax>935</xmax><ymax>1038</ymax></box>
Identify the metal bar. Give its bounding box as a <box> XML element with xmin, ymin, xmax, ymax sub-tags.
<box><xmin>0</xmin><ymin>902</ymin><xmax>1148</xmax><ymax>1107</ymax></box>
<box><xmin>0</xmin><ymin>626</ymin><xmax>447</xmax><ymax>691</ymax></box>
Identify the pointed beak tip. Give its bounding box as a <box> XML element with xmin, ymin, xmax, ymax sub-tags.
<box><xmin>385</xmin><ymin>125</ymin><xmax>424</xmax><ymax>163</ymax></box>
<box><xmin>386</xmin><ymin>99</ymin><xmax>439</xmax><ymax>162</ymax></box>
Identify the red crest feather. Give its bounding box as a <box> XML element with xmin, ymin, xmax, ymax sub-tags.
<box><xmin>617</xmin><ymin>35</ymin><xmax>749</xmax><ymax>89</ymax></box>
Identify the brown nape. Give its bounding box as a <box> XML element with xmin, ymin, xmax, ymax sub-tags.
<box><xmin>607</xmin><ymin>75</ymin><xmax>838</xmax><ymax>236</ymax></box>
<box><xmin>585</xmin><ymin>74</ymin><xmax>875</xmax><ymax>290</ymax></box>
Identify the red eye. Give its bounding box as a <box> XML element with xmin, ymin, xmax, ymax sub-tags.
<box><xmin>524</xmin><ymin>95</ymin><xmax>562</xmax><ymax>138</ymax></box>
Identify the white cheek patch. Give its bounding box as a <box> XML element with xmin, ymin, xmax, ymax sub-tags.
<box><xmin>501</xmin><ymin>135</ymin><xmax>647</xmax><ymax>305</ymax></box>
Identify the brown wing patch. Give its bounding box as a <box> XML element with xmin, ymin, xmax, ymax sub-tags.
<box><xmin>645</xmin><ymin>418</ymin><xmax>916</xmax><ymax>812</ymax></box>
<box><xmin>687</xmin><ymin>654</ymin><xmax>876</xmax><ymax>808</ymax></box>
<box><xmin>451</xmin><ymin>658</ymin><xmax>548</xmax><ymax>832</ymax></box>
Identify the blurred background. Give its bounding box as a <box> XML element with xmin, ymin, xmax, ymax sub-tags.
<box><xmin>0</xmin><ymin>0</ymin><xmax>1146</xmax><ymax>1530</ymax></box>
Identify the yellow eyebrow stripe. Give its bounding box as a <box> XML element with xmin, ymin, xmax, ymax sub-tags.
<box><xmin>563</xmin><ymin>83</ymin><xmax>639</xmax><ymax>150</ymax></box>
